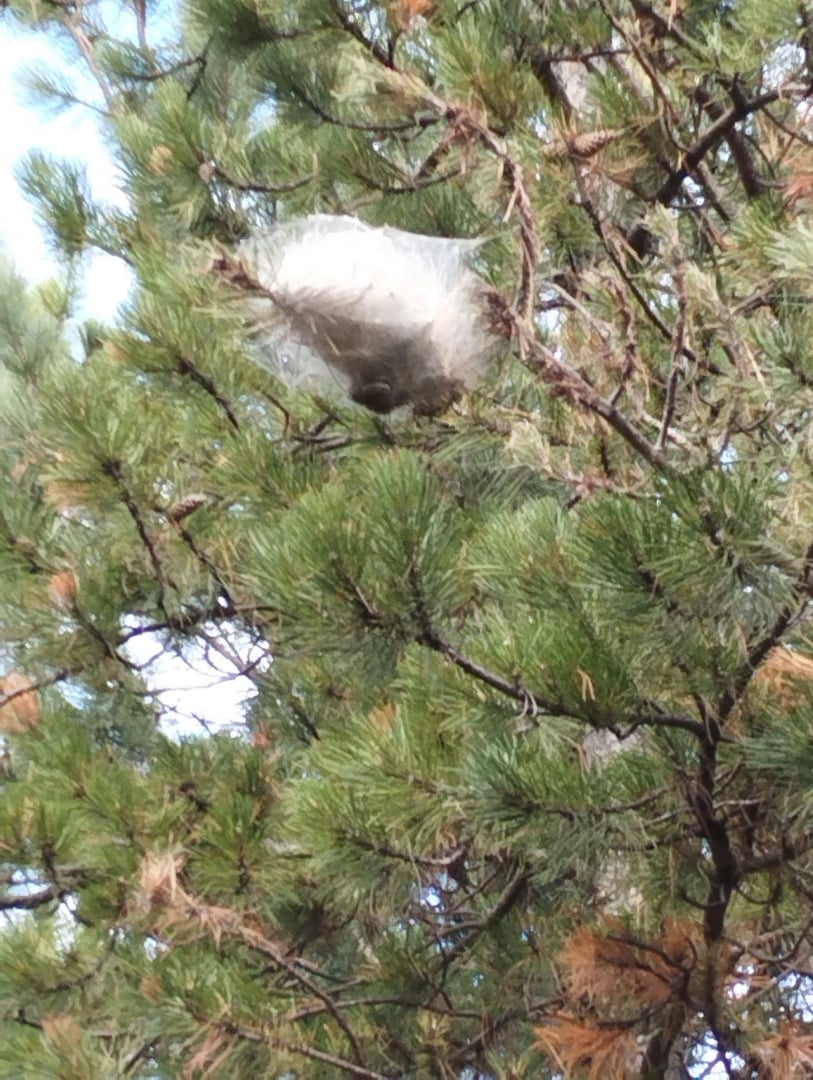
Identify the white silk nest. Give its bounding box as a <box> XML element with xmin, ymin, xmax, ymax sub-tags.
<box><xmin>239</xmin><ymin>215</ymin><xmax>498</xmax><ymax>414</ymax></box>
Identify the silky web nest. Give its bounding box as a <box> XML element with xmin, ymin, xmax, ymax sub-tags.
<box><xmin>238</xmin><ymin>215</ymin><xmax>500</xmax><ymax>415</ymax></box>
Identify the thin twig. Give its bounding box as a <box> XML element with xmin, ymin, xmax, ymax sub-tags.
<box><xmin>292</xmin><ymin>83</ymin><xmax>436</xmax><ymax>133</ymax></box>
<box><xmin>212</xmin><ymin>911</ymin><xmax>369</xmax><ymax>1067</ymax></box>
<box><xmin>0</xmin><ymin>668</ymin><xmax>75</xmax><ymax>710</ymax></box>
<box><xmin>629</xmin><ymin>86</ymin><xmax>793</xmax><ymax>255</ymax></box>
<box><xmin>101</xmin><ymin>459</ymin><xmax>174</xmax><ymax>611</ymax></box>
<box><xmin>213</xmin><ymin>165</ymin><xmax>314</xmax><ymax>196</ymax></box>
<box><xmin>66</xmin><ymin>19</ymin><xmax>116</xmax><ymax>112</ymax></box>
<box><xmin>219</xmin><ymin>1021</ymin><xmax>390</xmax><ymax>1079</ymax></box>
<box><xmin>658</xmin><ymin>256</ymin><xmax>687</xmax><ymax>451</ymax></box>
<box><xmin>529</xmin><ymin>336</ymin><xmax>666</xmax><ymax>468</ymax></box>
<box><xmin>177</xmin><ymin>354</ymin><xmax>240</xmax><ymax>430</ymax></box>
<box><xmin>331</xmin><ymin>0</ymin><xmax>396</xmax><ymax>70</ymax></box>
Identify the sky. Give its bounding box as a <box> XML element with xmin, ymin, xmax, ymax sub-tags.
<box><xmin>0</xmin><ymin>11</ymin><xmax>258</xmax><ymax>734</ymax></box>
<box><xmin>0</xmin><ymin>18</ymin><xmax>134</xmax><ymax>320</ymax></box>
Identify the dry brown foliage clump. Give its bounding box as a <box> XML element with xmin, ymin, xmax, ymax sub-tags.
<box><xmin>535</xmin><ymin>918</ymin><xmax>700</xmax><ymax>1077</ymax></box>
<box><xmin>0</xmin><ymin>671</ymin><xmax>41</xmax><ymax>732</ymax></box>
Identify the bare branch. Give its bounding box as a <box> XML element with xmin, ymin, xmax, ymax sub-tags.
<box><xmin>66</xmin><ymin>19</ymin><xmax>116</xmax><ymax>113</ymax></box>
<box><xmin>0</xmin><ymin>885</ymin><xmax>57</xmax><ymax>910</ymax></box>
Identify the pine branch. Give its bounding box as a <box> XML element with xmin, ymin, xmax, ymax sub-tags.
<box><xmin>123</xmin><ymin>54</ymin><xmax>207</xmax><ymax>83</ymax></box>
<box><xmin>658</xmin><ymin>259</ymin><xmax>687</xmax><ymax>451</ymax></box>
<box><xmin>124</xmin><ymin>1038</ymin><xmax>162</xmax><ymax>1075</ymax></box>
<box><xmin>331</xmin><ymin>0</ymin><xmax>396</xmax><ymax>70</ymax></box>
<box><xmin>524</xmin><ymin>335</ymin><xmax>666</xmax><ymax>467</ymax></box>
<box><xmin>352</xmin><ymin>164</ymin><xmax>469</xmax><ymax>195</ymax></box>
<box><xmin>0</xmin><ymin>668</ymin><xmax>74</xmax><ymax>710</ymax></box>
<box><xmin>433</xmin><ymin>103</ymin><xmax>539</xmax><ymax>323</ymax></box>
<box><xmin>115</xmin><ymin>597</ymin><xmax>258</xmax><ymax>645</ymax></box>
<box><xmin>13</xmin><ymin>1011</ymin><xmax>44</xmax><ymax>1032</ymax></box>
<box><xmin>717</xmin><ymin>534</ymin><xmax>813</xmax><ymax>722</ymax></box>
<box><xmin>416</xmin><ymin>622</ymin><xmax>564</xmax><ymax>714</ymax></box>
<box><xmin>627</xmin><ymin>85</ymin><xmax>800</xmax><ymax>256</ymax></box>
<box><xmin>0</xmin><ymin>511</ymin><xmax>47</xmax><ymax>574</ymax></box>
<box><xmin>200</xmin><ymin>906</ymin><xmax>368</xmax><ymax>1067</ymax></box>
<box><xmin>416</xmin><ymin>617</ymin><xmax>704</xmax><ymax>735</ymax></box>
<box><xmin>695</xmin><ymin>84</ymin><xmax>768</xmax><ymax>200</ymax></box>
<box><xmin>218</xmin><ymin>1021</ymin><xmax>393</xmax><ymax>1079</ymax></box>
<box><xmin>176</xmin><ymin>354</ymin><xmax>240</xmax><ymax>430</ymax></box>
<box><xmin>656</xmin><ymin>88</ymin><xmax>785</xmax><ymax>205</ymax></box>
<box><xmin>285</xmin><ymin>995</ymin><xmax>494</xmax><ymax>1025</ymax></box>
<box><xmin>288</xmin><ymin>82</ymin><xmax>437</xmax><ymax>133</ymax></box>
<box><xmin>492</xmin><ymin>267</ymin><xmax>672</xmax><ymax>468</ymax></box>
<box><xmin>571</xmin><ymin>167</ymin><xmax>702</xmax><ymax>371</ymax></box>
<box><xmin>433</xmin><ymin>866</ymin><xmax>533</xmax><ymax>969</ymax></box>
<box><xmin>212</xmin><ymin>165</ymin><xmax>314</xmax><ymax>196</ymax></box>
<box><xmin>740</xmin><ymin>836</ymin><xmax>813</xmax><ymax>874</ymax></box>
<box><xmin>346</xmin><ymin>836</ymin><xmax>469</xmax><ymax>872</ymax></box>
<box><xmin>447</xmin><ymin>999</ymin><xmax>566</xmax><ymax>1067</ymax></box>
<box><xmin>158</xmin><ymin>498</ymin><xmax>237</xmax><ymax>617</ymax></box>
<box><xmin>101</xmin><ymin>459</ymin><xmax>166</xmax><ymax>585</ymax></box>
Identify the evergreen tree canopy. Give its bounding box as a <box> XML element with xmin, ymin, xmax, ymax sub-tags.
<box><xmin>3</xmin><ymin>0</ymin><xmax>813</xmax><ymax>1075</ymax></box>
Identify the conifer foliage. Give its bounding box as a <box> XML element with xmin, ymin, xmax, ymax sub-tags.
<box><xmin>4</xmin><ymin>1</ymin><xmax>813</xmax><ymax>1075</ymax></box>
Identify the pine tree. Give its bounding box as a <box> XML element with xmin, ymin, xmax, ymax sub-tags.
<box><xmin>3</xmin><ymin>0</ymin><xmax>813</xmax><ymax>1075</ymax></box>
